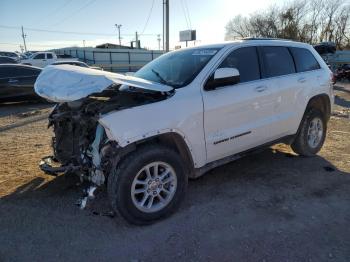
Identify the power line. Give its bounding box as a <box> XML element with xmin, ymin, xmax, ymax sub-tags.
<box><xmin>34</xmin><ymin>0</ymin><xmax>74</xmax><ymax>26</ymax></box>
<box><xmin>183</xmin><ymin>0</ymin><xmax>192</xmax><ymax>29</ymax></box>
<box><xmin>0</xmin><ymin>24</ymin><xmax>158</xmax><ymax>37</ymax></box>
<box><xmin>49</xmin><ymin>0</ymin><xmax>97</xmax><ymax>27</ymax></box>
<box><xmin>180</xmin><ymin>0</ymin><xmax>190</xmax><ymax>29</ymax></box>
<box><xmin>140</xmin><ymin>0</ymin><xmax>155</xmax><ymax>36</ymax></box>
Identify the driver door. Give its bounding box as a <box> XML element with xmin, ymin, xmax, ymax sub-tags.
<box><xmin>201</xmin><ymin>46</ymin><xmax>276</xmax><ymax>163</ymax></box>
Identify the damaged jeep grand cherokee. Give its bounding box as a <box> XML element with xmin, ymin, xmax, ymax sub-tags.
<box><xmin>35</xmin><ymin>39</ymin><xmax>334</xmax><ymax>225</ymax></box>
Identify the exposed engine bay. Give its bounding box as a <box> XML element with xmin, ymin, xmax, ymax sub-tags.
<box><xmin>40</xmin><ymin>85</ymin><xmax>171</xmax><ymax>207</ymax></box>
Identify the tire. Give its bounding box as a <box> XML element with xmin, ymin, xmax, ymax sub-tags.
<box><xmin>291</xmin><ymin>108</ymin><xmax>327</xmax><ymax>156</ymax></box>
<box><xmin>107</xmin><ymin>145</ymin><xmax>188</xmax><ymax>225</ymax></box>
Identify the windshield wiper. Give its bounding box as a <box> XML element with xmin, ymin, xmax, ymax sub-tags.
<box><xmin>151</xmin><ymin>69</ymin><xmax>170</xmax><ymax>86</ymax></box>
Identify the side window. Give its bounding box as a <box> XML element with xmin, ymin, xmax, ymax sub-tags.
<box><xmin>47</xmin><ymin>53</ymin><xmax>53</xmax><ymax>59</ymax></box>
<box><xmin>34</xmin><ymin>54</ymin><xmax>45</xmax><ymax>59</ymax></box>
<box><xmin>289</xmin><ymin>47</ymin><xmax>320</xmax><ymax>72</ymax></box>
<box><xmin>0</xmin><ymin>67</ymin><xmax>14</xmax><ymax>78</ymax></box>
<box><xmin>20</xmin><ymin>68</ymin><xmax>40</xmax><ymax>77</ymax></box>
<box><xmin>260</xmin><ymin>46</ymin><xmax>295</xmax><ymax>78</ymax></box>
<box><xmin>219</xmin><ymin>47</ymin><xmax>260</xmax><ymax>83</ymax></box>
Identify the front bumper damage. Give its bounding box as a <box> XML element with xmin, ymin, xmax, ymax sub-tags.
<box><xmin>40</xmin><ymin>121</ymin><xmax>120</xmax><ymax>209</ymax></box>
<box><xmin>35</xmin><ymin>65</ymin><xmax>173</xmax><ymax>210</ymax></box>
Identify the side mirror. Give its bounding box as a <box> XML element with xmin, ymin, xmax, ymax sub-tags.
<box><xmin>204</xmin><ymin>67</ymin><xmax>240</xmax><ymax>91</ymax></box>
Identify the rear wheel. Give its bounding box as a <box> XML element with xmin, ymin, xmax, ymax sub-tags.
<box><xmin>107</xmin><ymin>145</ymin><xmax>187</xmax><ymax>225</ymax></box>
<box><xmin>291</xmin><ymin>109</ymin><xmax>327</xmax><ymax>156</ymax></box>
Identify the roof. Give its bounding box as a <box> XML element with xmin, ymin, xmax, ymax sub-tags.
<box><xmin>184</xmin><ymin>38</ymin><xmax>310</xmax><ymax>51</ymax></box>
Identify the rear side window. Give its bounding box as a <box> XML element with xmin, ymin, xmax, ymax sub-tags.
<box><xmin>34</xmin><ymin>54</ymin><xmax>45</xmax><ymax>59</ymax></box>
<box><xmin>47</xmin><ymin>53</ymin><xmax>53</xmax><ymax>59</ymax></box>
<box><xmin>0</xmin><ymin>67</ymin><xmax>40</xmax><ymax>78</ymax></box>
<box><xmin>0</xmin><ymin>67</ymin><xmax>14</xmax><ymax>78</ymax></box>
<box><xmin>18</xmin><ymin>67</ymin><xmax>41</xmax><ymax>76</ymax></box>
<box><xmin>289</xmin><ymin>47</ymin><xmax>320</xmax><ymax>72</ymax></box>
<box><xmin>260</xmin><ymin>46</ymin><xmax>295</xmax><ymax>78</ymax></box>
<box><xmin>219</xmin><ymin>47</ymin><xmax>260</xmax><ymax>83</ymax></box>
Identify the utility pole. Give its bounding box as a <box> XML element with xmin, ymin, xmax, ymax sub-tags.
<box><xmin>115</xmin><ymin>24</ymin><xmax>122</xmax><ymax>46</ymax></box>
<box><xmin>135</xmin><ymin>31</ymin><xmax>139</xmax><ymax>48</ymax></box>
<box><xmin>163</xmin><ymin>0</ymin><xmax>169</xmax><ymax>52</ymax></box>
<box><xmin>157</xmin><ymin>34</ymin><xmax>161</xmax><ymax>50</ymax></box>
<box><xmin>83</xmin><ymin>40</ymin><xmax>86</xmax><ymax>47</ymax></box>
<box><xmin>21</xmin><ymin>26</ymin><xmax>27</xmax><ymax>52</ymax></box>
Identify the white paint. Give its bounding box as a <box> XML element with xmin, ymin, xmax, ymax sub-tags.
<box><xmin>99</xmin><ymin>40</ymin><xmax>333</xmax><ymax>168</ymax></box>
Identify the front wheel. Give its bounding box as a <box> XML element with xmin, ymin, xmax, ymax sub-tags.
<box><xmin>107</xmin><ymin>145</ymin><xmax>187</xmax><ymax>225</ymax></box>
<box><xmin>291</xmin><ymin>109</ymin><xmax>327</xmax><ymax>156</ymax></box>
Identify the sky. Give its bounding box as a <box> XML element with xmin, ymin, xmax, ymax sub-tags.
<box><xmin>0</xmin><ymin>0</ymin><xmax>283</xmax><ymax>52</ymax></box>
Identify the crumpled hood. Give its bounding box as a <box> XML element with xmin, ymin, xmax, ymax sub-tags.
<box><xmin>34</xmin><ymin>64</ymin><xmax>173</xmax><ymax>102</ymax></box>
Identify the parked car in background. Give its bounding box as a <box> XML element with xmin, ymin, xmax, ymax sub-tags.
<box><xmin>56</xmin><ymin>54</ymin><xmax>75</xmax><ymax>59</ymax></box>
<box><xmin>0</xmin><ymin>51</ymin><xmax>21</xmax><ymax>62</ymax></box>
<box><xmin>0</xmin><ymin>56</ymin><xmax>18</xmax><ymax>64</ymax></box>
<box><xmin>0</xmin><ymin>64</ymin><xmax>42</xmax><ymax>101</ymax></box>
<box><xmin>314</xmin><ymin>42</ymin><xmax>336</xmax><ymax>55</ymax></box>
<box><xmin>21</xmin><ymin>52</ymin><xmax>78</xmax><ymax>68</ymax></box>
<box><xmin>335</xmin><ymin>64</ymin><xmax>350</xmax><ymax>82</ymax></box>
<box><xmin>51</xmin><ymin>60</ymin><xmax>103</xmax><ymax>70</ymax></box>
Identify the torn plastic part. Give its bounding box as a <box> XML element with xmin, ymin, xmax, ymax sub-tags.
<box><xmin>78</xmin><ymin>186</ymin><xmax>97</xmax><ymax>209</ymax></box>
<box><xmin>87</xmin><ymin>124</ymin><xmax>105</xmax><ymax>186</ymax></box>
<box><xmin>34</xmin><ymin>64</ymin><xmax>174</xmax><ymax>102</ymax></box>
<box><xmin>39</xmin><ymin>156</ymin><xmax>80</xmax><ymax>176</ymax></box>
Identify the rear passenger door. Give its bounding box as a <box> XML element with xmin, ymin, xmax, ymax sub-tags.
<box><xmin>46</xmin><ymin>53</ymin><xmax>55</xmax><ymax>65</ymax></box>
<box><xmin>257</xmin><ymin>46</ymin><xmax>300</xmax><ymax>140</ymax></box>
<box><xmin>31</xmin><ymin>53</ymin><xmax>46</xmax><ymax>67</ymax></box>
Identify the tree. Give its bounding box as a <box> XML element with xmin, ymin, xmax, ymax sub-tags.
<box><xmin>225</xmin><ymin>0</ymin><xmax>350</xmax><ymax>49</ymax></box>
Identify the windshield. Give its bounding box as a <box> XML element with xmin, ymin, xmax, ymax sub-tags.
<box><xmin>134</xmin><ymin>47</ymin><xmax>221</xmax><ymax>88</ymax></box>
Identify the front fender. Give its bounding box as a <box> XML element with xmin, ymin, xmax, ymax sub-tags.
<box><xmin>98</xmin><ymin>88</ymin><xmax>206</xmax><ymax>168</ymax></box>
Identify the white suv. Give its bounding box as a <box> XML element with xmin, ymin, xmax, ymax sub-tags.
<box><xmin>35</xmin><ymin>39</ymin><xmax>334</xmax><ymax>224</ymax></box>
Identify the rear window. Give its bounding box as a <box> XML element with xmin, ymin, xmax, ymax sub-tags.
<box><xmin>289</xmin><ymin>47</ymin><xmax>320</xmax><ymax>72</ymax></box>
<box><xmin>47</xmin><ymin>53</ymin><xmax>53</xmax><ymax>59</ymax></box>
<box><xmin>260</xmin><ymin>46</ymin><xmax>295</xmax><ymax>78</ymax></box>
<box><xmin>34</xmin><ymin>54</ymin><xmax>45</xmax><ymax>59</ymax></box>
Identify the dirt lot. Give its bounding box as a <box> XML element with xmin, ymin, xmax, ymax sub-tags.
<box><xmin>0</xmin><ymin>84</ymin><xmax>349</xmax><ymax>262</ymax></box>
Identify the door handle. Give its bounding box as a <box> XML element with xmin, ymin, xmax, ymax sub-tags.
<box><xmin>255</xmin><ymin>86</ymin><xmax>267</xmax><ymax>92</ymax></box>
<box><xmin>43</xmin><ymin>59</ymin><xmax>47</xmax><ymax>61</ymax></box>
<box><xmin>298</xmin><ymin>77</ymin><xmax>307</xmax><ymax>83</ymax></box>
<box><xmin>8</xmin><ymin>79</ymin><xmax>19</xmax><ymax>83</ymax></box>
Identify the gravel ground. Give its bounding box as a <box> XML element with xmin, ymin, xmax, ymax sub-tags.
<box><xmin>0</xmin><ymin>83</ymin><xmax>349</xmax><ymax>262</ymax></box>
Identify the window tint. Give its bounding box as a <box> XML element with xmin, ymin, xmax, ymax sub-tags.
<box><xmin>260</xmin><ymin>46</ymin><xmax>295</xmax><ymax>78</ymax></box>
<box><xmin>0</xmin><ymin>67</ymin><xmax>40</xmax><ymax>78</ymax></box>
<box><xmin>0</xmin><ymin>67</ymin><xmax>14</xmax><ymax>78</ymax></box>
<box><xmin>47</xmin><ymin>53</ymin><xmax>53</xmax><ymax>59</ymax></box>
<box><xmin>219</xmin><ymin>47</ymin><xmax>260</xmax><ymax>83</ymax></box>
<box><xmin>18</xmin><ymin>67</ymin><xmax>41</xmax><ymax>76</ymax></box>
<box><xmin>34</xmin><ymin>54</ymin><xmax>45</xmax><ymax>59</ymax></box>
<box><xmin>0</xmin><ymin>57</ymin><xmax>16</xmax><ymax>63</ymax></box>
<box><xmin>289</xmin><ymin>47</ymin><xmax>320</xmax><ymax>72</ymax></box>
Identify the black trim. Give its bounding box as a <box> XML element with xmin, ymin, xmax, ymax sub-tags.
<box><xmin>213</xmin><ymin>131</ymin><xmax>251</xmax><ymax>145</ymax></box>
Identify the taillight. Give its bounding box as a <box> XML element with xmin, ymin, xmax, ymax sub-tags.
<box><xmin>331</xmin><ymin>72</ymin><xmax>336</xmax><ymax>84</ymax></box>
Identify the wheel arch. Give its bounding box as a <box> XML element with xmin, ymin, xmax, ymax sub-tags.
<box><xmin>305</xmin><ymin>93</ymin><xmax>331</xmax><ymax>121</ymax></box>
<box><xmin>117</xmin><ymin>132</ymin><xmax>196</xmax><ymax>178</ymax></box>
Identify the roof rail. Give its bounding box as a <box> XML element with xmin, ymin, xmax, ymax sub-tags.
<box><xmin>242</xmin><ymin>37</ymin><xmax>291</xmax><ymax>41</ymax></box>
